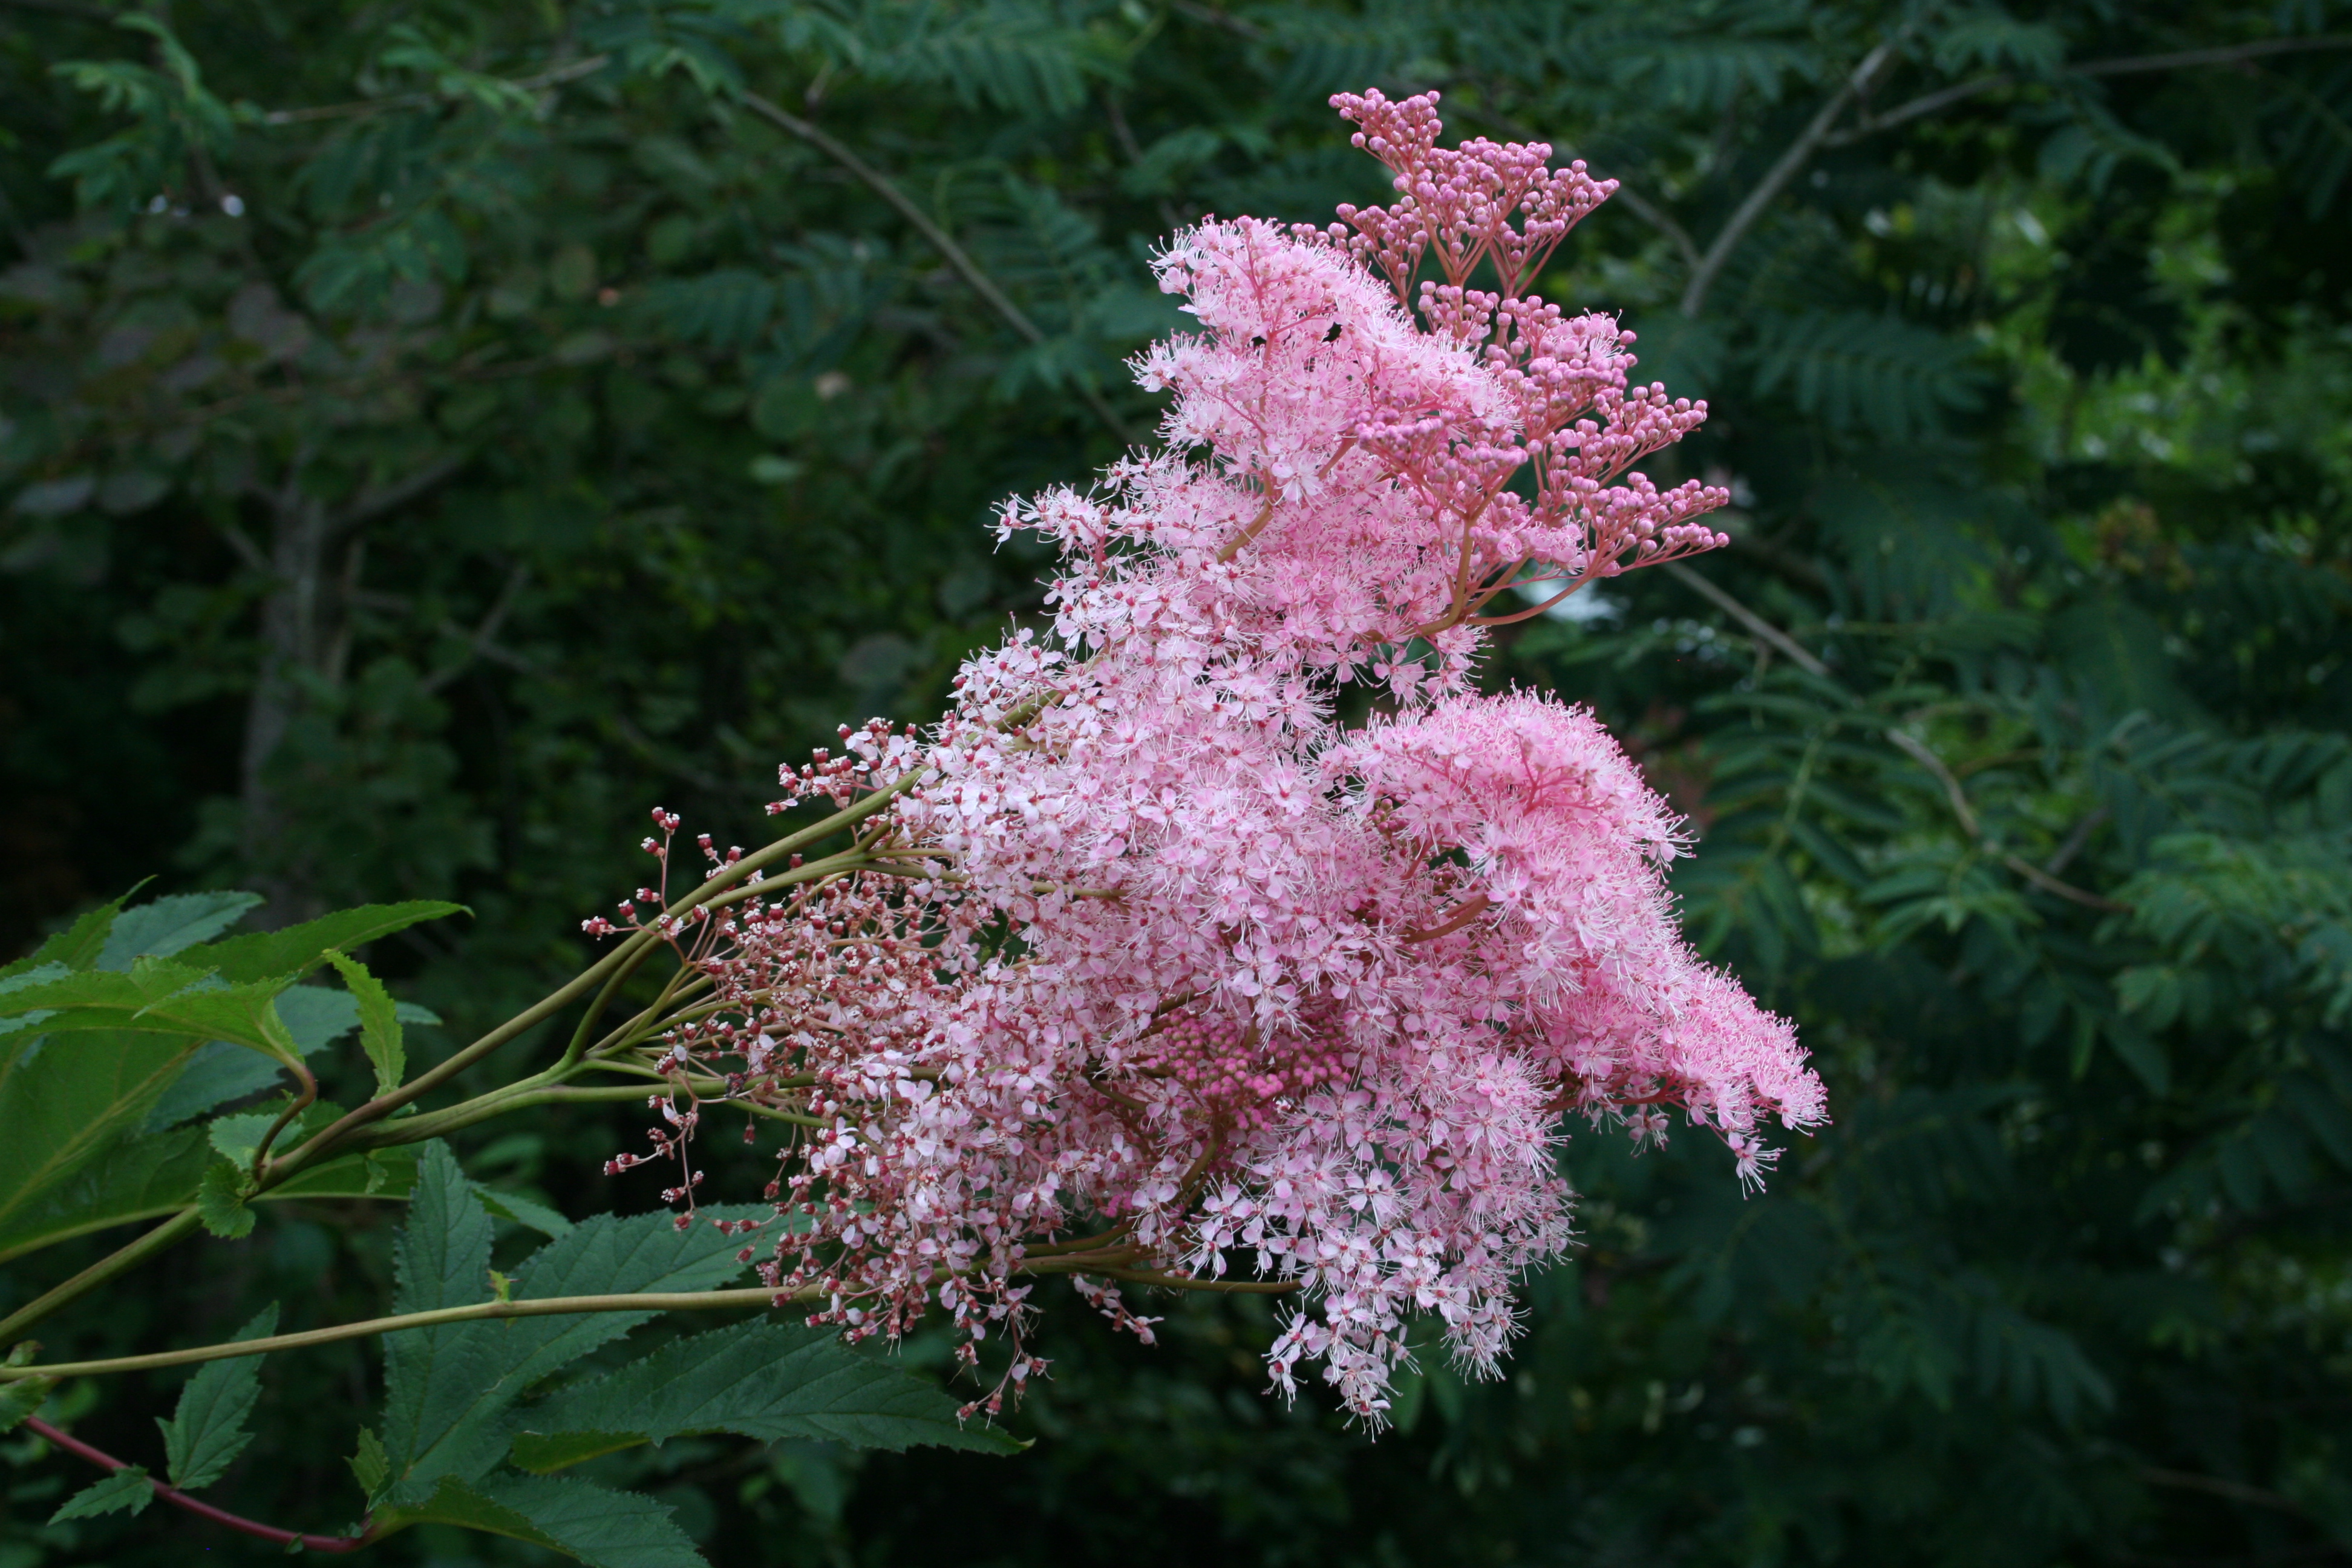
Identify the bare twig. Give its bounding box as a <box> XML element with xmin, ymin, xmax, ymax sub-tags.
<box><xmin>23</xmin><ymin>1417</ymin><xmax>374</xmax><ymax>1552</ymax></box>
<box><xmin>420</xmin><ymin>563</ymin><xmax>529</xmax><ymax>694</ymax></box>
<box><xmin>2043</xmin><ymin>805</ymin><xmax>2109</xmax><ymax>876</ymax></box>
<box><xmin>734</xmin><ymin>90</ymin><xmax>1139</xmax><ymax>445</ymax></box>
<box><xmin>1681</xmin><ymin>31</ymin><xmax>1912</xmax><ymax>316</ymax></box>
<box><xmin>263</xmin><ymin>54</ymin><xmax>612</xmax><ymax>125</ymax></box>
<box><xmin>1826</xmin><ymin>34</ymin><xmax>2352</xmax><ymax>146</ymax></box>
<box><xmin>1665</xmin><ymin>562</ymin><xmax>2129</xmax><ymax>912</ymax></box>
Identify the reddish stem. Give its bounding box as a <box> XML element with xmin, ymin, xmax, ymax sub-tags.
<box><xmin>23</xmin><ymin>1416</ymin><xmax>373</xmax><ymax>1553</ymax></box>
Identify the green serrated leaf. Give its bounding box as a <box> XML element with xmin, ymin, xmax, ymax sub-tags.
<box><xmin>375</xmin><ymin>1472</ymin><xmax>707</xmax><ymax>1567</ymax></box>
<box><xmin>324</xmin><ymin>950</ymin><xmax>404</xmax><ymax>1096</ymax></box>
<box><xmin>510</xmin><ymin>1319</ymin><xmax>1018</xmax><ymax>1474</ymax></box>
<box><xmin>178</xmin><ymin>901</ymin><xmax>466</xmax><ymax>985</ymax></box>
<box><xmin>379</xmin><ymin>1143</ymin><xmax>504</xmax><ymax>1497</ymax></box>
<box><xmin>159</xmin><ymin>1303</ymin><xmax>278</xmax><ymax>1491</ymax></box>
<box><xmin>349</xmin><ymin>1426</ymin><xmax>389</xmax><ymax>1502</ymax></box>
<box><xmin>0</xmin><ymin>1375</ymin><xmax>53</xmax><ymax>1434</ymax></box>
<box><xmin>197</xmin><ymin>1158</ymin><xmax>255</xmax><ymax>1239</ymax></box>
<box><xmin>49</xmin><ymin>1465</ymin><xmax>154</xmax><ymax>1522</ymax></box>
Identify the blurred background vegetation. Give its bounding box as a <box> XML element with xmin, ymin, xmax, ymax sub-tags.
<box><xmin>3</xmin><ymin>0</ymin><xmax>2351</xmax><ymax>1563</ymax></box>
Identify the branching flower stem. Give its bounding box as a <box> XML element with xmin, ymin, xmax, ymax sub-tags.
<box><xmin>1</xmin><ymin>1289</ymin><xmax>807</xmax><ymax>1382</ymax></box>
<box><xmin>0</xmin><ymin>780</ymin><xmax>920</xmax><ymax>1345</ymax></box>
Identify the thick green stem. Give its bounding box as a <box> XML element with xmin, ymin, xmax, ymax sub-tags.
<box><xmin>0</xmin><ymin>1287</ymin><xmax>802</xmax><ymax>1380</ymax></box>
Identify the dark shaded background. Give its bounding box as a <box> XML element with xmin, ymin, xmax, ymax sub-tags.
<box><xmin>4</xmin><ymin>2</ymin><xmax>2351</xmax><ymax>1563</ymax></box>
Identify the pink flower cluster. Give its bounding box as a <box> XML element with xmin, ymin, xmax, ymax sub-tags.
<box><xmin>615</xmin><ymin>90</ymin><xmax>1824</xmax><ymax>1423</ymax></box>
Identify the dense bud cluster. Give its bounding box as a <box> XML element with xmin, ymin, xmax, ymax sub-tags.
<box><xmin>599</xmin><ymin>91</ymin><xmax>1824</xmax><ymax>1423</ymax></box>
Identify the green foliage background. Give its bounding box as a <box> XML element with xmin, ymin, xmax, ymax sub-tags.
<box><xmin>3</xmin><ymin>1</ymin><xmax>2351</xmax><ymax>1563</ymax></box>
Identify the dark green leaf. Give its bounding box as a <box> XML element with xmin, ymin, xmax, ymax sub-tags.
<box><xmin>49</xmin><ymin>1466</ymin><xmax>152</xmax><ymax>1522</ymax></box>
<box><xmin>158</xmin><ymin>1303</ymin><xmax>278</xmax><ymax>1491</ymax></box>
<box><xmin>510</xmin><ymin>1320</ymin><xmax>1018</xmax><ymax>1472</ymax></box>
<box><xmin>378</xmin><ymin>1195</ymin><xmax>768</xmax><ymax>1503</ymax></box>
<box><xmin>376</xmin><ymin>1472</ymin><xmax>706</xmax><ymax>1567</ymax></box>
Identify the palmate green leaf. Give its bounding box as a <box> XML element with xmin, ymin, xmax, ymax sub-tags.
<box><xmin>324</xmin><ymin>950</ymin><xmax>404</xmax><ymax>1096</ymax></box>
<box><xmin>158</xmin><ymin>1304</ymin><xmax>277</xmax><ymax>1491</ymax></box>
<box><xmin>377</xmin><ymin>1472</ymin><xmax>705</xmax><ymax>1568</ymax></box>
<box><xmin>0</xmin><ymin>888</ymin><xmax>137</xmax><ymax>983</ymax></box>
<box><xmin>0</xmin><ymin>1125</ymin><xmax>207</xmax><ymax>1263</ymax></box>
<box><xmin>0</xmin><ymin>1027</ymin><xmax>207</xmax><ymax>1242</ymax></box>
<box><xmin>175</xmin><ymin>900</ymin><xmax>466</xmax><ymax>985</ymax></box>
<box><xmin>96</xmin><ymin>890</ymin><xmax>261</xmax><ymax>972</ymax></box>
<box><xmin>48</xmin><ymin>1465</ymin><xmax>153</xmax><ymax>1523</ymax></box>
<box><xmin>146</xmin><ymin>988</ymin><xmax>441</xmax><ymax>1131</ymax></box>
<box><xmin>0</xmin><ymin>961</ymin><xmax>304</xmax><ymax>1063</ymax></box>
<box><xmin>509</xmin><ymin>1320</ymin><xmax>1019</xmax><ymax>1472</ymax></box>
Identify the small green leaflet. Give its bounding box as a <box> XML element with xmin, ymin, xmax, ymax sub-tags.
<box><xmin>48</xmin><ymin>1466</ymin><xmax>153</xmax><ymax>1523</ymax></box>
<box><xmin>158</xmin><ymin>1302</ymin><xmax>278</xmax><ymax>1491</ymax></box>
<box><xmin>196</xmin><ymin>1158</ymin><xmax>254</xmax><ymax>1239</ymax></box>
<box><xmin>324</xmin><ymin>950</ymin><xmax>404</xmax><ymax>1096</ymax></box>
<box><xmin>0</xmin><ymin>1376</ymin><xmax>51</xmax><ymax>1434</ymax></box>
<box><xmin>375</xmin><ymin>1472</ymin><xmax>705</xmax><ymax>1568</ymax></box>
<box><xmin>509</xmin><ymin>1319</ymin><xmax>1021</xmax><ymax>1472</ymax></box>
<box><xmin>348</xmin><ymin>1426</ymin><xmax>390</xmax><ymax>1502</ymax></box>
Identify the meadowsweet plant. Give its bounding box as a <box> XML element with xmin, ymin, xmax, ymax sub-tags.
<box><xmin>0</xmin><ymin>89</ymin><xmax>1819</xmax><ymax>1558</ymax></box>
<box><xmin>604</xmin><ymin>90</ymin><xmax>1823</xmax><ymax>1423</ymax></box>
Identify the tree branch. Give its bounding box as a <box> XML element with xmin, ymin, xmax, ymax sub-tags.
<box><xmin>734</xmin><ymin>90</ymin><xmax>1139</xmax><ymax>445</ymax></box>
<box><xmin>23</xmin><ymin>1417</ymin><xmax>373</xmax><ymax>1553</ymax></box>
<box><xmin>419</xmin><ymin>563</ymin><xmax>528</xmax><ymax>695</ymax></box>
<box><xmin>1825</xmin><ymin>34</ymin><xmax>2352</xmax><ymax>146</ymax></box>
<box><xmin>327</xmin><ymin>450</ymin><xmax>469</xmax><ymax>540</ymax></box>
<box><xmin>1681</xmin><ymin>31</ymin><xmax>1911</xmax><ymax>316</ymax></box>
<box><xmin>1664</xmin><ymin>563</ymin><xmax>2129</xmax><ymax>913</ymax></box>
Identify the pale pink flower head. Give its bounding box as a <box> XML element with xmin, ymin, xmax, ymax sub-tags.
<box><xmin>606</xmin><ymin>91</ymin><xmax>1823</xmax><ymax>1427</ymax></box>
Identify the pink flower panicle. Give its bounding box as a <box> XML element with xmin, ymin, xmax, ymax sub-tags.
<box><xmin>590</xmin><ymin>91</ymin><xmax>1824</xmax><ymax>1425</ymax></box>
